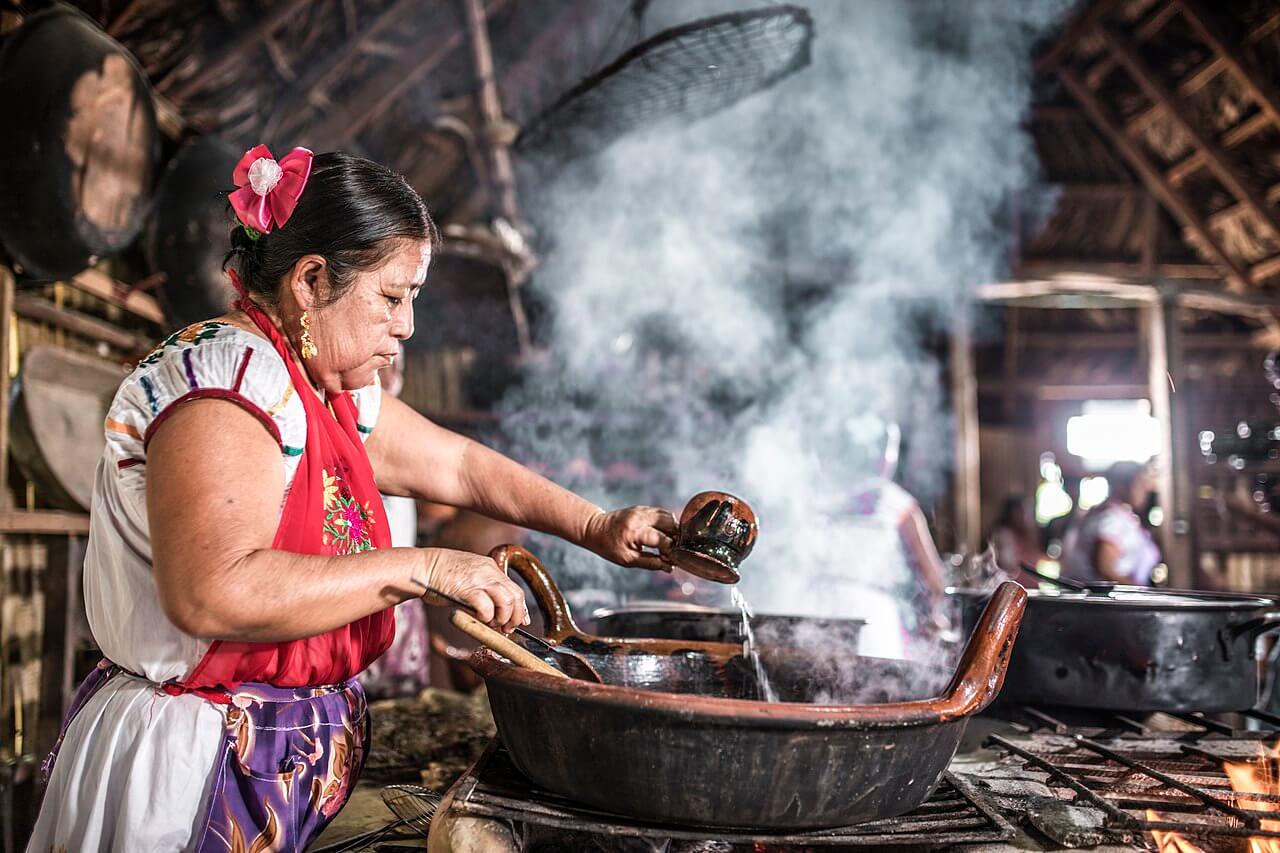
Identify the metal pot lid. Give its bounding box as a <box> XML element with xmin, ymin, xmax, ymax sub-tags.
<box><xmin>1028</xmin><ymin>585</ymin><xmax>1278</xmax><ymax>611</ymax></box>
<box><xmin>592</xmin><ymin>601</ymin><xmax>721</xmax><ymax>618</ymax></box>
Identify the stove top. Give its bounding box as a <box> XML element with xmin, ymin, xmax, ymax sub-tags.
<box><xmin>959</xmin><ymin>704</ymin><xmax>1280</xmax><ymax>850</ymax></box>
<box><xmin>428</xmin><ymin>706</ymin><xmax>1280</xmax><ymax>852</ymax></box>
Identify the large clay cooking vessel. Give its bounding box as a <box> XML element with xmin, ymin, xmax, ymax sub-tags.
<box><xmin>0</xmin><ymin>5</ymin><xmax>160</xmax><ymax>279</ymax></box>
<box><xmin>471</xmin><ymin>545</ymin><xmax>1027</xmax><ymax>829</ymax></box>
<box><xmin>10</xmin><ymin>346</ymin><xmax>127</xmax><ymax>511</ymax></box>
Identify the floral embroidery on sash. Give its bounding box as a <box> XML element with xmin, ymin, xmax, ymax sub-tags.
<box><xmin>320</xmin><ymin>467</ymin><xmax>376</xmax><ymax>555</ymax></box>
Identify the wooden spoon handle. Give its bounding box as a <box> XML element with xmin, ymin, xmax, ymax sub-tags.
<box><xmin>450</xmin><ymin>610</ymin><xmax>568</xmax><ymax>680</ymax></box>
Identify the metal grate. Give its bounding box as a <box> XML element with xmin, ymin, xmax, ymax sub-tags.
<box><xmin>981</xmin><ymin>705</ymin><xmax>1280</xmax><ymax>847</ymax></box>
<box><xmin>518</xmin><ymin>5</ymin><xmax>814</xmax><ymax>160</ymax></box>
<box><xmin>448</xmin><ymin>740</ymin><xmax>1015</xmax><ymax>847</ymax></box>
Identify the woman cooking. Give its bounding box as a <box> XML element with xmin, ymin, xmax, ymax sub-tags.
<box><xmin>28</xmin><ymin>147</ymin><xmax>678</xmax><ymax>851</ymax></box>
<box><xmin>1061</xmin><ymin>461</ymin><xmax>1160</xmax><ymax>585</ymax></box>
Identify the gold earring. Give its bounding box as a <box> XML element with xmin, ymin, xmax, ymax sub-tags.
<box><xmin>299</xmin><ymin>311</ymin><xmax>319</xmax><ymax>360</ymax></box>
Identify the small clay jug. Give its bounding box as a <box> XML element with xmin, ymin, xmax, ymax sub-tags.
<box><xmin>671</xmin><ymin>491</ymin><xmax>758</xmax><ymax>583</ymax></box>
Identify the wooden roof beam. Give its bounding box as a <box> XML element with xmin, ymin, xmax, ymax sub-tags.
<box><xmin>313</xmin><ymin>0</ymin><xmax>511</xmax><ymax>148</ymax></box>
<box><xmin>1206</xmin><ymin>177</ymin><xmax>1280</xmax><ymax>232</ymax></box>
<box><xmin>267</xmin><ymin>0</ymin><xmax>421</xmax><ymax>141</ymax></box>
<box><xmin>1094</xmin><ymin>8</ymin><xmax>1280</xmax><ymax>133</ymax></box>
<box><xmin>1051</xmin><ymin>62</ymin><xmax>1250</xmax><ymax>289</ymax></box>
<box><xmin>1082</xmin><ymin>1</ymin><xmax>1180</xmax><ymax>90</ymax></box>
<box><xmin>1167</xmin><ymin>112</ymin><xmax>1272</xmax><ymax>187</ymax></box>
<box><xmin>1098</xmin><ymin>23</ymin><xmax>1280</xmax><ymax>249</ymax></box>
<box><xmin>1127</xmin><ymin>9</ymin><xmax>1280</xmax><ymax>172</ymax></box>
<box><xmin>1037</xmin><ymin>0</ymin><xmax>1124</xmax><ymax>72</ymax></box>
<box><xmin>159</xmin><ymin>0</ymin><xmax>313</xmax><ymax>104</ymax></box>
<box><xmin>106</xmin><ymin>0</ymin><xmax>149</xmax><ymax>36</ymax></box>
<box><xmin>1174</xmin><ymin>0</ymin><xmax>1280</xmax><ymax>136</ymax></box>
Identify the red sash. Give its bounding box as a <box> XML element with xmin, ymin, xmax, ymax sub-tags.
<box><xmin>176</xmin><ymin>278</ymin><xmax>394</xmax><ymax>698</ymax></box>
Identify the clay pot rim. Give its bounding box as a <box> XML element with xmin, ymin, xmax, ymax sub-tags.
<box><xmin>470</xmin><ymin>635</ymin><xmax>1008</xmax><ymax>730</ymax></box>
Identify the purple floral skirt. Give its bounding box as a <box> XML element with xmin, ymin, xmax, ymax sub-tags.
<box><xmin>44</xmin><ymin>662</ymin><xmax>369</xmax><ymax>851</ymax></box>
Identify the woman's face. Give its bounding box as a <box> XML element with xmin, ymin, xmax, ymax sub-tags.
<box><xmin>306</xmin><ymin>238</ymin><xmax>430</xmax><ymax>392</ymax></box>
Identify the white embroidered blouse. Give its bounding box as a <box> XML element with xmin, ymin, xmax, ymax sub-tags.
<box><xmin>85</xmin><ymin>321</ymin><xmax>381</xmax><ymax>682</ymax></box>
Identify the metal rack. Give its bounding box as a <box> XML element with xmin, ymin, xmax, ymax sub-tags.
<box><xmin>983</xmin><ymin>705</ymin><xmax>1280</xmax><ymax>847</ymax></box>
<box><xmin>447</xmin><ymin>740</ymin><xmax>1015</xmax><ymax>848</ymax></box>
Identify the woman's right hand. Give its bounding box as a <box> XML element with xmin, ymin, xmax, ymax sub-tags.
<box><xmin>418</xmin><ymin>549</ymin><xmax>530</xmax><ymax>635</ymax></box>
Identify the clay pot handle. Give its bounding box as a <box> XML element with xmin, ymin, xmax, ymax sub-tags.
<box><xmin>490</xmin><ymin>544</ymin><xmax>583</xmax><ymax>644</ymax></box>
<box><xmin>937</xmin><ymin>581</ymin><xmax>1027</xmax><ymax>718</ymax></box>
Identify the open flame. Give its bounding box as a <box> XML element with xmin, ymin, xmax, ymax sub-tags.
<box><xmin>1146</xmin><ymin>810</ymin><xmax>1204</xmax><ymax>853</ymax></box>
<box><xmin>1147</xmin><ymin>741</ymin><xmax>1280</xmax><ymax>853</ymax></box>
<box><xmin>1225</xmin><ymin>740</ymin><xmax>1280</xmax><ymax>853</ymax></box>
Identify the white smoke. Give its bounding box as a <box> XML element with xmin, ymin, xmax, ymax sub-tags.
<box><xmin>500</xmin><ymin>0</ymin><xmax>1070</xmax><ymax>639</ymax></box>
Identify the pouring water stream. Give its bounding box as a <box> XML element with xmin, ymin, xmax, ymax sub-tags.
<box><xmin>730</xmin><ymin>587</ymin><xmax>779</xmax><ymax>703</ymax></box>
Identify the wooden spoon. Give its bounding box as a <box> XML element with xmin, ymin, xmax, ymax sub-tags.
<box><xmin>450</xmin><ymin>611</ymin><xmax>569</xmax><ymax>679</ymax></box>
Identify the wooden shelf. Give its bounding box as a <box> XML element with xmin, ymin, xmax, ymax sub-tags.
<box><xmin>0</xmin><ymin>510</ymin><xmax>90</xmax><ymax>535</ymax></box>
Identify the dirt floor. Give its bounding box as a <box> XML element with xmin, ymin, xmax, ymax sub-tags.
<box><xmin>313</xmin><ymin>687</ymin><xmax>496</xmax><ymax>849</ymax></box>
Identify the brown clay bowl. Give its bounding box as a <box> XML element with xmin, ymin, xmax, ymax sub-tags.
<box><xmin>671</xmin><ymin>490</ymin><xmax>758</xmax><ymax>583</ymax></box>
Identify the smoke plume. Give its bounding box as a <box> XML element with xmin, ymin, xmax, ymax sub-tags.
<box><xmin>499</xmin><ymin>0</ymin><xmax>1070</xmax><ymax>648</ymax></box>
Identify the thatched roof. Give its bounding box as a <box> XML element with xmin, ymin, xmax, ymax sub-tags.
<box><xmin>39</xmin><ymin>0</ymin><xmax>1280</xmax><ymax>300</ymax></box>
<box><xmin>1025</xmin><ymin>0</ymin><xmax>1280</xmax><ymax>292</ymax></box>
<box><xmin>62</xmin><ymin>0</ymin><xmax>613</xmax><ymax>226</ymax></box>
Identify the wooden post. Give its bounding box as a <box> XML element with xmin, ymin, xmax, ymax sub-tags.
<box><xmin>1002</xmin><ymin>307</ymin><xmax>1020</xmax><ymax>421</ymax></box>
<box><xmin>36</xmin><ymin>535</ymin><xmax>87</xmax><ymax>761</ymax></box>
<box><xmin>0</xmin><ymin>265</ymin><xmax>14</xmax><ymax>510</ymax></box>
<box><xmin>1145</xmin><ymin>292</ymin><xmax>1193</xmax><ymax>587</ymax></box>
<box><xmin>951</xmin><ymin>304</ymin><xmax>981</xmax><ymax>556</ymax></box>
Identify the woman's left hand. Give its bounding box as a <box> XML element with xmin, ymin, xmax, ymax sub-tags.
<box><xmin>583</xmin><ymin>506</ymin><xmax>679</xmax><ymax>571</ymax></box>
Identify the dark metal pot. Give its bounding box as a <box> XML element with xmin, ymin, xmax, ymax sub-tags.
<box><xmin>0</xmin><ymin>5</ymin><xmax>160</xmax><ymax>279</ymax></box>
<box><xmin>146</xmin><ymin>135</ymin><xmax>240</xmax><ymax>326</ymax></box>
<box><xmin>591</xmin><ymin>601</ymin><xmax>865</xmax><ymax>651</ymax></box>
<box><xmin>951</xmin><ymin>585</ymin><xmax>1280</xmax><ymax>713</ymax></box>
<box><xmin>471</xmin><ymin>545</ymin><xmax>1026</xmax><ymax>830</ymax></box>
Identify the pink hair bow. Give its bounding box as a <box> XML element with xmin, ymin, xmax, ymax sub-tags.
<box><xmin>229</xmin><ymin>144</ymin><xmax>313</xmax><ymax>235</ymax></box>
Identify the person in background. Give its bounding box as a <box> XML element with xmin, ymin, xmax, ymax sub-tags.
<box><xmin>811</xmin><ymin>419</ymin><xmax>949</xmax><ymax>660</ymax></box>
<box><xmin>986</xmin><ymin>495</ymin><xmax>1045</xmax><ymax>586</ymax></box>
<box><xmin>1061</xmin><ymin>461</ymin><xmax>1160</xmax><ymax>585</ymax></box>
<box><xmin>361</xmin><ymin>341</ymin><xmax>430</xmax><ymax>699</ymax></box>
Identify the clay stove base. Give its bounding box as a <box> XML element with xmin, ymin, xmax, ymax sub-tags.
<box><xmin>427</xmin><ymin>739</ymin><xmax>1015</xmax><ymax>851</ymax></box>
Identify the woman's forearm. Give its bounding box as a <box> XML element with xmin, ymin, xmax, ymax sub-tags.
<box><xmin>454</xmin><ymin>439</ymin><xmax>602</xmax><ymax>546</ymax></box>
<box><xmin>368</xmin><ymin>397</ymin><xmax>602</xmax><ymax>546</ymax></box>
<box><xmin>159</xmin><ymin>546</ymin><xmax>467</xmax><ymax>643</ymax></box>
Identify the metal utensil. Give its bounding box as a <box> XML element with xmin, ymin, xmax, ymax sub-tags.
<box><xmin>381</xmin><ymin>784</ymin><xmax>442</xmax><ymax>831</ymax></box>
<box><xmin>450</xmin><ymin>610</ymin><xmax>571</xmax><ymax>680</ymax></box>
<box><xmin>411</xmin><ymin>576</ymin><xmax>603</xmax><ymax>683</ymax></box>
<box><xmin>310</xmin><ymin>786</ymin><xmax>442</xmax><ymax>852</ymax></box>
<box><xmin>1019</xmin><ymin>563</ymin><xmax>1112</xmax><ymax>592</ymax></box>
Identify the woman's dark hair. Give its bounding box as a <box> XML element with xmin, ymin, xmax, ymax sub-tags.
<box><xmin>224</xmin><ymin>152</ymin><xmax>437</xmax><ymax>306</ymax></box>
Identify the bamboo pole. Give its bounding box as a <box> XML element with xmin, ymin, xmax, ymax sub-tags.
<box><xmin>951</xmin><ymin>304</ymin><xmax>981</xmax><ymax>556</ymax></box>
<box><xmin>1144</xmin><ymin>295</ymin><xmax>1193</xmax><ymax>588</ymax></box>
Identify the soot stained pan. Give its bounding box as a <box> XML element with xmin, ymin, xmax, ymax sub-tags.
<box><xmin>470</xmin><ymin>545</ymin><xmax>1027</xmax><ymax>830</ymax></box>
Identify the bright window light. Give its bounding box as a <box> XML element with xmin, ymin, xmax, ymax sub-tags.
<box><xmin>1078</xmin><ymin>475</ymin><xmax>1110</xmax><ymax>511</ymax></box>
<box><xmin>1066</xmin><ymin>399</ymin><xmax>1161</xmax><ymax>469</ymax></box>
<box><xmin>1035</xmin><ymin>479</ymin><xmax>1073</xmax><ymax>525</ymax></box>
